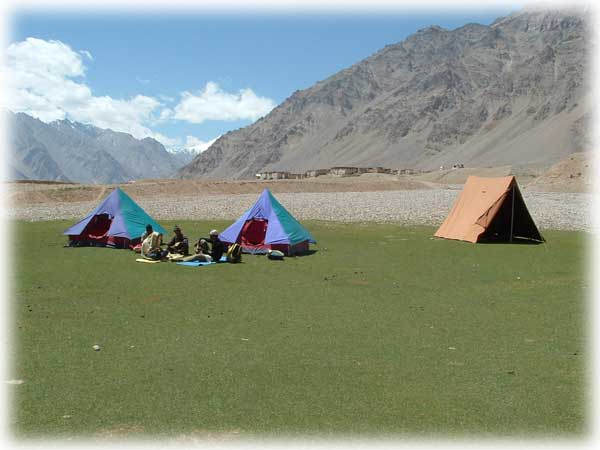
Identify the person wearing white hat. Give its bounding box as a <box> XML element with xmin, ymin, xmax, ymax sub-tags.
<box><xmin>188</xmin><ymin>229</ymin><xmax>225</xmax><ymax>262</ymax></box>
<box><xmin>207</xmin><ymin>229</ymin><xmax>225</xmax><ymax>262</ymax></box>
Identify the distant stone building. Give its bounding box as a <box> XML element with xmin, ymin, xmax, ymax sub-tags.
<box><xmin>330</xmin><ymin>167</ymin><xmax>360</xmax><ymax>177</ymax></box>
<box><xmin>258</xmin><ymin>171</ymin><xmax>281</xmax><ymax>180</ymax></box>
<box><xmin>271</xmin><ymin>171</ymin><xmax>291</xmax><ymax>180</ymax></box>
<box><xmin>259</xmin><ymin>171</ymin><xmax>303</xmax><ymax>180</ymax></box>
<box><xmin>261</xmin><ymin>166</ymin><xmax>395</xmax><ymax>179</ymax></box>
<box><xmin>398</xmin><ymin>168</ymin><xmax>417</xmax><ymax>175</ymax></box>
<box><xmin>304</xmin><ymin>169</ymin><xmax>328</xmax><ymax>178</ymax></box>
<box><xmin>366</xmin><ymin>167</ymin><xmax>392</xmax><ymax>174</ymax></box>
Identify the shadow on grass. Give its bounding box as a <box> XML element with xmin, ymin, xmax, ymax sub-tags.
<box><xmin>292</xmin><ymin>249</ymin><xmax>319</xmax><ymax>257</ymax></box>
<box><xmin>479</xmin><ymin>237</ymin><xmax>545</xmax><ymax>245</ymax></box>
<box><xmin>250</xmin><ymin>250</ymin><xmax>318</xmax><ymax>259</ymax></box>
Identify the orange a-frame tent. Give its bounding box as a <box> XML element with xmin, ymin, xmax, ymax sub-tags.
<box><xmin>434</xmin><ymin>176</ymin><xmax>544</xmax><ymax>243</ymax></box>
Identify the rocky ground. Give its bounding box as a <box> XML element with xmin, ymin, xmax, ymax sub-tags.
<box><xmin>2</xmin><ymin>181</ymin><xmax>592</xmax><ymax>232</ymax></box>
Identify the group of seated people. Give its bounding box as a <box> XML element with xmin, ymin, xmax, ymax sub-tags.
<box><xmin>140</xmin><ymin>224</ymin><xmax>225</xmax><ymax>262</ymax></box>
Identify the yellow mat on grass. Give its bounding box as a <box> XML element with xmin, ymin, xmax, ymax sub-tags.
<box><xmin>136</xmin><ymin>258</ymin><xmax>161</xmax><ymax>264</ymax></box>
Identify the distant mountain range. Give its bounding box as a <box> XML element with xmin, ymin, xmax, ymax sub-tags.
<box><xmin>178</xmin><ymin>8</ymin><xmax>590</xmax><ymax>180</ymax></box>
<box><xmin>7</xmin><ymin>111</ymin><xmax>196</xmax><ymax>184</ymax></box>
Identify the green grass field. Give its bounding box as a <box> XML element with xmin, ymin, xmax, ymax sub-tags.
<box><xmin>9</xmin><ymin>220</ymin><xmax>588</xmax><ymax>439</ymax></box>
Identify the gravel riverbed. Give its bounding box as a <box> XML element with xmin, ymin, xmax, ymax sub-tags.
<box><xmin>4</xmin><ymin>189</ymin><xmax>593</xmax><ymax>232</ymax></box>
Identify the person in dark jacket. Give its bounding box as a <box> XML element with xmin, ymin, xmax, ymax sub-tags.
<box><xmin>208</xmin><ymin>229</ymin><xmax>225</xmax><ymax>262</ymax></box>
<box><xmin>164</xmin><ymin>225</ymin><xmax>189</xmax><ymax>256</ymax></box>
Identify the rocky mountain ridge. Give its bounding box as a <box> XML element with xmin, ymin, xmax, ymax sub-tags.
<box><xmin>178</xmin><ymin>8</ymin><xmax>590</xmax><ymax>180</ymax></box>
<box><xmin>8</xmin><ymin>111</ymin><xmax>194</xmax><ymax>183</ymax></box>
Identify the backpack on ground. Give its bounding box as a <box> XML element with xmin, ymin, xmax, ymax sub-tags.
<box><xmin>267</xmin><ymin>249</ymin><xmax>285</xmax><ymax>260</ymax></box>
<box><xmin>226</xmin><ymin>243</ymin><xmax>242</xmax><ymax>263</ymax></box>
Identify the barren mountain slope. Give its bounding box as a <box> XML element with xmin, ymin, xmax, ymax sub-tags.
<box><xmin>179</xmin><ymin>9</ymin><xmax>589</xmax><ymax>180</ymax></box>
<box><xmin>525</xmin><ymin>152</ymin><xmax>591</xmax><ymax>192</ymax></box>
<box><xmin>9</xmin><ymin>112</ymin><xmax>190</xmax><ymax>184</ymax></box>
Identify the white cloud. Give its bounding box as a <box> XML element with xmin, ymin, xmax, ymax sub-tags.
<box><xmin>151</xmin><ymin>132</ymin><xmax>181</xmax><ymax>148</ymax></box>
<box><xmin>158</xmin><ymin>94</ymin><xmax>175</xmax><ymax>103</ymax></box>
<box><xmin>3</xmin><ymin>37</ymin><xmax>274</xmax><ymax>152</ymax></box>
<box><xmin>173</xmin><ymin>81</ymin><xmax>275</xmax><ymax>124</ymax></box>
<box><xmin>3</xmin><ymin>37</ymin><xmax>163</xmax><ymax>141</ymax></box>
<box><xmin>79</xmin><ymin>50</ymin><xmax>94</xmax><ymax>61</ymax></box>
<box><xmin>158</xmin><ymin>108</ymin><xmax>174</xmax><ymax>121</ymax></box>
<box><xmin>7</xmin><ymin>37</ymin><xmax>86</xmax><ymax>79</ymax></box>
<box><xmin>184</xmin><ymin>135</ymin><xmax>220</xmax><ymax>153</ymax></box>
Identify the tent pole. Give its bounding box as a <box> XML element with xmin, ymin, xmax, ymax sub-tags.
<box><xmin>509</xmin><ymin>184</ymin><xmax>515</xmax><ymax>243</ymax></box>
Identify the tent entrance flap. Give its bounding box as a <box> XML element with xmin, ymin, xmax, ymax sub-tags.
<box><xmin>477</xmin><ymin>183</ymin><xmax>543</xmax><ymax>243</ymax></box>
<box><xmin>241</xmin><ymin>219</ymin><xmax>268</xmax><ymax>251</ymax></box>
<box><xmin>82</xmin><ymin>214</ymin><xmax>112</xmax><ymax>239</ymax></box>
<box><xmin>478</xmin><ymin>193</ymin><xmax>514</xmax><ymax>242</ymax></box>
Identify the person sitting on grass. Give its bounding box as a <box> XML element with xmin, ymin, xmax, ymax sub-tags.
<box><xmin>164</xmin><ymin>225</ymin><xmax>189</xmax><ymax>257</ymax></box>
<box><xmin>132</xmin><ymin>224</ymin><xmax>155</xmax><ymax>254</ymax></box>
<box><xmin>140</xmin><ymin>224</ymin><xmax>154</xmax><ymax>242</ymax></box>
<box><xmin>179</xmin><ymin>238</ymin><xmax>213</xmax><ymax>263</ymax></box>
<box><xmin>140</xmin><ymin>230</ymin><xmax>163</xmax><ymax>260</ymax></box>
<box><xmin>207</xmin><ymin>229</ymin><xmax>225</xmax><ymax>262</ymax></box>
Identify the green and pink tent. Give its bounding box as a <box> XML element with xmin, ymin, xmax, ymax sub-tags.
<box><xmin>219</xmin><ymin>188</ymin><xmax>315</xmax><ymax>255</ymax></box>
<box><xmin>64</xmin><ymin>187</ymin><xmax>165</xmax><ymax>248</ymax></box>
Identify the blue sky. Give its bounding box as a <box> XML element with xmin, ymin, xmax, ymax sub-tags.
<box><xmin>7</xmin><ymin>9</ymin><xmax>516</xmax><ymax>150</ymax></box>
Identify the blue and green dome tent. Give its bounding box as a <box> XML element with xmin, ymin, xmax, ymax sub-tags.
<box><xmin>64</xmin><ymin>187</ymin><xmax>165</xmax><ymax>248</ymax></box>
<box><xmin>219</xmin><ymin>188</ymin><xmax>315</xmax><ymax>255</ymax></box>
